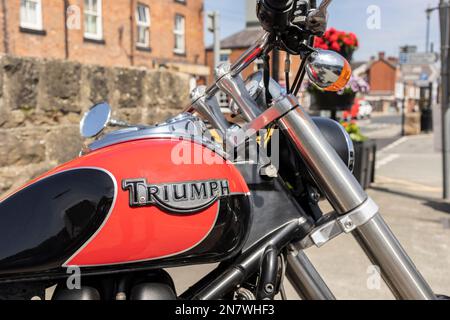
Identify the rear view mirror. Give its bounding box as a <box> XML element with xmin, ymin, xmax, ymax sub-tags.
<box><xmin>80</xmin><ymin>102</ymin><xmax>112</xmax><ymax>138</ymax></box>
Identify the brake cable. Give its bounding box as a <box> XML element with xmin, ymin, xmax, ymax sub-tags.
<box><xmin>285</xmin><ymin>53</ymin><xmax>291</xmax><ymax>93</ymax></box>
<box><xmin>289</xmin><ymin>35</ymin><xmax>316</xmax><ymax>95</ymax></box>
<box><xmin>293</xmin><ymin>58</ymin><xmax>309</xmax><ymax>96</ymax></box>
<box><xmin>263</xmin><ymin>53</ymin><xmax>273</xmax><ymax>106</ymax></box>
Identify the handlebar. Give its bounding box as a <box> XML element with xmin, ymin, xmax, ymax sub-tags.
<box><xmin>187</xmin><ymin>0</ymin><xmax>333</xmax><ymax>113</ymax></box>
<box><xmin>257</xmin><ymin>0</ymin><xmax>295</xmax><ymax>33</ymax></box>
<box><xmin>265</xmin><ymin>0</ymin><xmax>293</xmax><ymax>10</ymax></box>
<box><xmin>186</xmin><ymin>31</ymin><xmax>271</xmax><ymax>114</ymax></box>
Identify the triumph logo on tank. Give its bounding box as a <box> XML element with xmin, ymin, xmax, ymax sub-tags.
<box><xmin>122</xmin><ymin>179</ymin><xmax>230</xmax><ymax>213</ymax></box>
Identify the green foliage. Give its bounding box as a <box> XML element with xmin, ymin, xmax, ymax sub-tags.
<box><xmin>341</xmin><ymin>121</ymin><xmax>368</xmax><ymax>142</ymax></box>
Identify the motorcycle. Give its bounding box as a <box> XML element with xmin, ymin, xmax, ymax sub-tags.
<box><xmin>0</xmin><ymin>0</ymin><xmax>441</xmax><ymax>300</ymax></box>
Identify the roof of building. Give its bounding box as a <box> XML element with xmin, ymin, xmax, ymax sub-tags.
<box><xmin>206</xmin><ymin>27</ymin><xmax>265</xmax><ymax>50</ymax></box>
<box><xmin>367</xmin><ymin>57</ymin><xmax>398</xmax><ymax>70</ymax></box>
<box><xmin>351</xmin><ymin>61</ymin><xmax>367</xmax><ymax>70</ymax></box>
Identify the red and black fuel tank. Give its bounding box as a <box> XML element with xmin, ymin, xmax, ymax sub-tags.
<box><xmin>0</xmin><ymin>138</ymin><xmax>251</xmax><ymax>279</ymax></box>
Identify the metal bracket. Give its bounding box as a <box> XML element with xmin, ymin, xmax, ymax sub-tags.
<box><xmin>297</xmin><ymin>198</ymin><xmax>379</xmax><ymax>249</ymax></box>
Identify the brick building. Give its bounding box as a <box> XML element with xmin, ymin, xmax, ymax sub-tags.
<box><xmin>360</xmin><ymin>52</ymin><xmax>399</xmax><ymax>112</ymax></box>
<box><xmin>367</xmin><ymin>52</ymin><xmax>398</xmax><ymax>95</ymax></box>
<box><xmin>0</xmin><ymin>0</ymin><xmax>208</xmax><ymax>80</ymax></box>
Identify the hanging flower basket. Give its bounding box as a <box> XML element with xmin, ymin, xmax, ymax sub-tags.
<box><xmin>311</xmin><ymin>91</ymin><xmax>356</xmax><ymax>111</ymax></box>
<box><xmin>340</xmin><ymin>121</ymin><xmax>376</xmax><ymax>190</ymax></box>
<box><xmin>307</xmin><ymin>76</ymin><xmax>369</xmax><ymax>111</ymax></box>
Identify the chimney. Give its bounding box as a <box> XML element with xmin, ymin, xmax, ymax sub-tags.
<box><xmin>378</xmin><ymin>52</ymin><xmax>386</xmax><ymax>60</ymax></box>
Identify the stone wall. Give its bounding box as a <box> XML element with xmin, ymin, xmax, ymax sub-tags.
<box><xmin>0</xmin><ymin>55</ymin><xmax>190</xmax><ymax>197</ymax></box>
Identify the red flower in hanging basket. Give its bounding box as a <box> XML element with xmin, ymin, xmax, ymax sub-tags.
<box><xmin>342</xmin><ymin>37</ymin><xmax>353</xmax><ymax>46</ymax></box>
<box><xmin>314</xmin><ymin>37</ymin><xmax>329</xmax><ymax>50</ymax></box>
<box><xmin>329</xmin><ymin>33</ymin><xmax>339</xmax><ymax>43</ymax></box>
<box><xmin>314</xmin><ymin>28</ymin><xmax>359</xmax><ymax>61</ymax></box>
<box><xmin>330</xmin><ymin>41</ymin><xmax>341</xmax><ymax>52</ymax></box>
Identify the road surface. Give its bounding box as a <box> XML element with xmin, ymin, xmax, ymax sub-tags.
<box><xmin>358</xmin><ymin>114</ymin><xmax>402</xmax><ymax>150</ymax></box>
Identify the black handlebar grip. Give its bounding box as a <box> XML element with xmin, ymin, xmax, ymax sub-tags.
<box><xmin>264</xmin><ymin>0</ymin><xmax>293</xmax><ymax>10</ymax></box>
<box><xmin>257</xmin><ymin>0</ymin><xmax>295</xmax><ymax>33</ymax></box>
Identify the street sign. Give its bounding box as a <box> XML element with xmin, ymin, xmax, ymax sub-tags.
<box><xmin>400</xmin><ymin>52</ymin><xmax>439</xmax><ymax>65</ymax></box>
<box><xmin>420</xmin><ymin>72</ymin><xmax>429</xmax><ymax>81</ymax></box>
<box><xmin>399</xmin><ymin>53</ymin><xmax>408</xmax><ymax>64</ymax></box>
<box><xmin>400</xmin><ymin>64</ymin><xmax>439</xmax><ymax>83</ymax></box>
<box><xmin>206</xmin><ymin>12</ymin><xmax>216</xmax><ymax>33</ymax></box>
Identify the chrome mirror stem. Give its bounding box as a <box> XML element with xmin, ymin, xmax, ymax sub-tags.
<box><xmin>190</xmin><ymin>86</ymin><xmax>230</xmax><ymax>137</ymax></box>
<box><xmin>215</xmin><ymin>63</ymin><xmax>262</xmax><ymax>122</ymax></box>
<box><xmin>185</xmin><ymin>32</ymin><xmax>271</xmax><ymax>114</ymax></box>
<box><xmin>109</xmin><ymin>119</ymin><xmax>133</xmax><ymax>128</ymax></box>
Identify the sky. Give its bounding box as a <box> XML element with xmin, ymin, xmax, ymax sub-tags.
<box><xmin>204</xmin><ymin>0</ymin><xmax>442</xmax><ymax>61</ymax></box>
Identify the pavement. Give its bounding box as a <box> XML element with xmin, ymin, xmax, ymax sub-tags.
<box><xmin>167</xmin><ymin>117</ymin><xmax>450</xmax><ymax>300</ymax></box>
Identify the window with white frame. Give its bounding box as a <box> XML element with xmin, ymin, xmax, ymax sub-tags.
<box><xmin>20</xmin><ymin>0</ymin><xmax>43</xmax><ymax>30</ymax></box>
<box><xmin>174</xmin><ymin>14</ymin><xmax>185</xmax><ymax>54</ymax></box>
<box><xmin>220</xmin><ymin>53</ymin><xmax>230</xmax><ymax>63</ymax></box>
<box><xmin>136</xmin><ymin>3</ymin><xmax>151</xmax><ymax>48</ymax></box>
<box><xmin>84</xmin><ymin>0</ymin><xmax>103</xmax><ymax>40</ymax></box>
<box><xmin>254</xmin><ymin>58</ymin><xmax>264</xmax><ymax>72</ymax></box>
<box><xmin>218</xmin><ymin>92</ymin><xmax>230</xmax><ymax>108</ymax></box>
<box><xmin>218</xmin><ymin>50</ymin><xmax>231</xmax><ymax>108</ymax></box>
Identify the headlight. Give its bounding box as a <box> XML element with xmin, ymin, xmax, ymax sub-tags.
<box><xmin>312</xmin><ymin>117</ymin><xmax>355</xmax><ymax>173</ymax></box>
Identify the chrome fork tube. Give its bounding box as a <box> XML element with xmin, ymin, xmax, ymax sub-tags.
<box><xmin>277</xmin><ymin>100</ymin><xmax>366</xmax><ymax>214</ymax></box>
<box><xmin>286</xmin><ymin>248</ymin><xmax>335</xmax><ymax>300</ymax></box>
<box><xmin>353</xmin><ymin>213</ymin><xmax>436</xmax><ymax>300</ymax></box>
<box><xmin>277</xmin><ymin>95</ymin><xmax>436</xmax><ymax>300</ymax></box>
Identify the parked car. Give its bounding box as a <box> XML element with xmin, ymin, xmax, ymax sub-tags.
<box><xmin>342</xmin><ymin>99</ymin><xmax>373</xmax><ymax>121</ymax></box>
<box><xmin>358</xmin><ymin>100</ymin><xmax>373</xmax><ymax>119</ymax></box>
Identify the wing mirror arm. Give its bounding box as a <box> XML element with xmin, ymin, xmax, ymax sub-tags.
<box><xmin>108</xmin><ymin>118</ymin><xmax>132</xmax><ymax>128</ymax></box>
<box><xmin>80</xmin><ymin>102</ymin><xmax>146</xmax><ymax>139</ymax></box>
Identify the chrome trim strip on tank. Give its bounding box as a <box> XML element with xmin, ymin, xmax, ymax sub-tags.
<box><xmin>88</xmin><ymin>132</ymin><xmax>227</xmax><ymax>158</ymax></box>
<box><xmin>84</xmin><ymin>114</ymin><xmax>228</xmax><ymax>159</ymax></box>
<box><xmin>61</xmin><ymin>167</ymin><xmax>118</xmax><ymax>268</ymax></box>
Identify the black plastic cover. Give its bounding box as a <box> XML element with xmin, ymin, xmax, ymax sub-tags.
<box><xmin>312</xmin><ymin>117</ymin><xmax>354</xmax><ymax>171</ymax></box>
